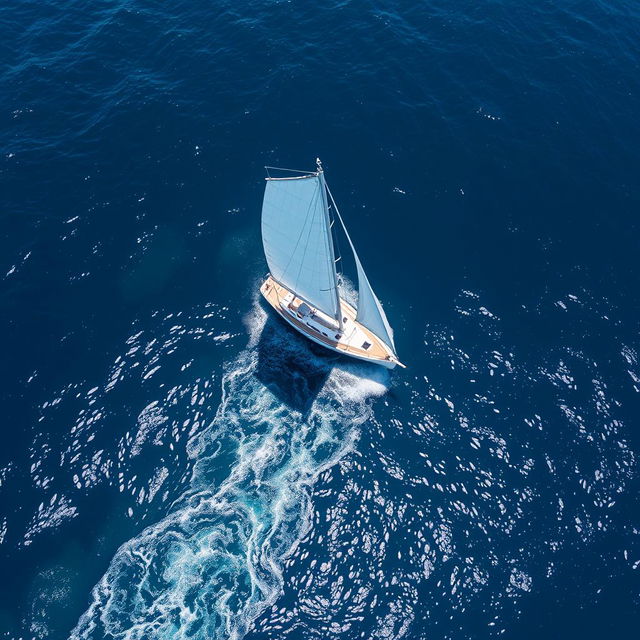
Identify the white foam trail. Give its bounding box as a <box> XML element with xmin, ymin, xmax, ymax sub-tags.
<box><xmin>71</xmin><ymin>303</ymin><xmax>389</xmax><ymax>640</ymax></box>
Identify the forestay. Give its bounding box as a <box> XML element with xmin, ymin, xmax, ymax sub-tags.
<box><xmin>329</xmin><ymin>188</ymin><xmax>397</xmax><ymax>355</ymax></box>
<box><xmin>261</xmin><ymin>175</ymin><xmax>340</xmax><ymax>321</ymax></box>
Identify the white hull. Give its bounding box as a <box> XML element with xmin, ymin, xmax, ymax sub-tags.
<box><xmin>276</xmin><ymin>306</ymin><xmax>397</xmax><ymax>369</ymax></box>
<box><xmin>260</xmin><ymin>276</ymin><xmax>404</xmax><ymax>369</ymax></box>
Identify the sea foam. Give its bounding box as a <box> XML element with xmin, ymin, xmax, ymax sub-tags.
<box><xmin>71</xmin><ymin>304</ymin><xmax>389</xmax><ymax>640</ymax></box>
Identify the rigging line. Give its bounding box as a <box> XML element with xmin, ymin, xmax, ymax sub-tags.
<box><xmin>274</xmin><ymin>181</ymin><xmax>319</xmax><ymax>285</ymax></box>
<box><xmin>290</xmin><ymin>180</ymin><xmax>321</xmax><ymax>289</ymax></box>
<box><xmin>329</xmin><ymin>199</ymin><xmax>343</xmax><ymax>279</ymax></box>
<box><xmin>319</xmin><ymin>173</ymin><xmax>342</xmax><ymax>324</ymax></box>
<box><xmin>292</xmin><ymin>183</ymin><xmax>322</xmax><ymax>301</ymax></box>
<box><xmin>325</xmin><ymin>180</ymin><xmax>359</xmax><ymax>302</ymax></box>
<box><xmin>319</xmin><ymin>186</ymin><xmax>334</xmax><ymax>291</ymax></box>
<box><xmin>325</xmin><ymin>182</ymin><xmax>351</xmax><ymax>248</ymax></box>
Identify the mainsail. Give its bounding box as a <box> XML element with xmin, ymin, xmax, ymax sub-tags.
<box><xmin>327</xmin><ymin>185</ymin><xmax>397</xmax><ymax>355</ymax></box>
<box><xmin>261</xmin><ymin>174</ymin><xmax>340</xmax><ymax>322</ymax></box>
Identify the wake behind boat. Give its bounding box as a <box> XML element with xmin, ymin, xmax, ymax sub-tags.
<box><xmin>259</xmin><ymin>159</ymin><xmax>405</xmax><ymax>369</ymax></box>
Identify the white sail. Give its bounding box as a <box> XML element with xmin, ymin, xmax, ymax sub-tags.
<box><xmin>261</xmin><ymin>175</ymin><xmax>340</xmax><ymax>321</ymax></box>
<box><xmin>353</xmin><ymin>254</ymin><xmax>396</xmax><ymax>353</ymax></box>
<box><xmin>328</xmin><ymin>186</ymin><xmax>397</xmax><ymax>355</ymax></box>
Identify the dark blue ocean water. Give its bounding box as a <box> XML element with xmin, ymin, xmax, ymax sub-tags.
<box><xmin>2</xmin><ymin>1</ymin><xmax>640</xmax><ymax>638</ymax></box>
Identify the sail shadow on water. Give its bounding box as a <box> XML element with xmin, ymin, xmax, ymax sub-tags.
<box><xmin>255</xmin><ymin>302</ymin><xmax>394</xmax><ymax>417</ymax></box>
<box><xmin>254</xmin><ymin>311</ymin><xmax>335</xmax><ymax>416</ymax></box>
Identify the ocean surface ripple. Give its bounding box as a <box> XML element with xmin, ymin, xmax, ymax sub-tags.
<box><xmin>2</xmin><ymin>1</ymin><xmax>640</xmax><ymax>639</ymax></box>
<box><xmin>69</xmin><ymin>304</ymin><xmax>388</xmax><ymax>639</ymax></box>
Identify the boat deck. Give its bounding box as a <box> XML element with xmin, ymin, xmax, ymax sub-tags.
<box><xmin>260</xmin><ymin>276</ymin><xmax>398</xmax><ymax>366</ymax></box>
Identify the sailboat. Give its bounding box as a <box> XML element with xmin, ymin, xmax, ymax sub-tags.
<box><xmin>259</xmin><ymin>159</ymin><xmax>405</xmax><ymax>369</ymax></box>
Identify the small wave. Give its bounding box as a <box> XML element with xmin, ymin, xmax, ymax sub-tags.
<box><xmin>250</xmin><ymin>288</ymin><xmax>638</xmax><ymax>639</ymax></box>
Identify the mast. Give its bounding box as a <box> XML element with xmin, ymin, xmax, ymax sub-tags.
<box><xmin>317</xmin><ymin>158</ymin><xmax>343</xmax><ymax>332</ymax></box>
